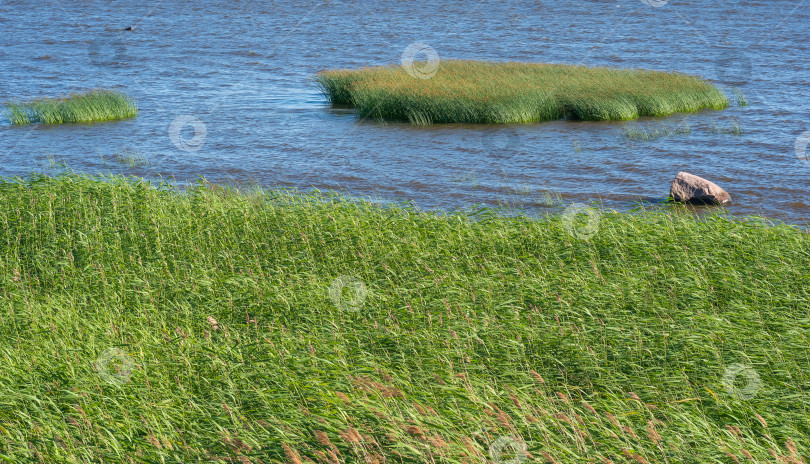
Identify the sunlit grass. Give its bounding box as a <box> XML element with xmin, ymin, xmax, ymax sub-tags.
<box><xmin>3</xmin><ymin>89</ymin><xmax>137</xmax><ymax>125</ymax></box>
<box><xmin>317</xmin><ymin>60</ymin><xmax>729</xmax><ymax>124</ymax></box>
<box><xmin>1</xmin><ymin>173</ymin><xmax>808</xmax><ymax>463</ymax></box>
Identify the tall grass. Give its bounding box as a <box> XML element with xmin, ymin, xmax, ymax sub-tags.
<box><xmin>317</xmin><ymin>60</ymin><xmax>729</xmax><ymax>124</ymax></box>
<box><xmin>3</xmin><ymin>89</ymin><xmax>137</xmax><ymax>125</ymax></box>
<box><xmin>1</xmin><ymin>173</ymin><xmax>808</xmax><ymax>463</ymax></box>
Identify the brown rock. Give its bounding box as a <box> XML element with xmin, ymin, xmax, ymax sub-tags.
<box><xmin>670</xmin><ymin>172</ymin><xmax>731</xmax><ymax>205</ymax></box>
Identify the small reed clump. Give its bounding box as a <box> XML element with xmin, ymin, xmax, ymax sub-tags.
<box><xmin>3</xmin><ymin>89</ymin><xmax>137</xmax><ymax>125</ymax></box>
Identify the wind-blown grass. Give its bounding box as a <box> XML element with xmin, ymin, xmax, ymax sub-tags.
<box><xmin>1</xmin><ymin>173</ymin><xmax>808</xmax><ymax>463</ymax></box>
<box><xmin>317</xmin><ymin>60</ymin><xmax>729</xmax><ymax>124</ymax></box>
<box><xmin>3</xmin><ymin>89</ymin><xmax>137</xmax><ymax>125</ymax></box>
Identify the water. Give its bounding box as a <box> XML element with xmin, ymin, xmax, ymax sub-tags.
<box><xmin>2</xmin><ymin>0</ymin><xmax>808</xmax><ymax>223</ymax></box>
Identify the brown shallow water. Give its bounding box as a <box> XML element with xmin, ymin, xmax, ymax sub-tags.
<box><xmin>1</xmin><ymin>0</ymin><xmax>808</xmax><ymax>223</ymax></box>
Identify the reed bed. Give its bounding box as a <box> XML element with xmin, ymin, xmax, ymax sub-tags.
<box><xmin>1</xmin><ymin>173</ymin><xmax>808</xmax><ymax>463</ymax></box>
<box><xmin>3</xmin><ymin>89</ymin><xmax>137</xmax><ymax>125</ymax></box>
<box><xmin>317</xmin><ymin>60</ymin><xmax>729</xmax><ymax>124</ymax></box>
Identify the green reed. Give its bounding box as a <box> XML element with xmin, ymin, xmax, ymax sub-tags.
<box><xmin>317</xmin><ymin>60</ymin><xmax>729</xmax><ymax>125</ymax></box>
<box><xmin>3</xmin><ymin>89</ymin><xmax>137</xmax><ymax>125</ymax></box>
<box><xmin>711</xmin><ymin>117</ymin><xmax>744</xmax><ymax>136</ymax></box>
<box><xmin>620</xmin><ymin>120</ymin><xmax>692</xmax><ymax>141</ymax></box>
<box><xmin>732</xmin><ymin>87</ymin><xmax>749</xmax><ymax>107</ymax></box>
<box><xmin>0</xmin><ymin>173</ymin><xmax>808</xmax><ymax>463</ymax></box>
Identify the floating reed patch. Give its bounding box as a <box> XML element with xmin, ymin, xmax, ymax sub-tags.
<box><xmin>316</xmin><ymin>60</ymin><xmax>729</xmax><ymax>124</ymax></box>
<box><xmin>3</xmin><ymin>89</ymin><xmax>137</xmax><ymax>125</ymax></box>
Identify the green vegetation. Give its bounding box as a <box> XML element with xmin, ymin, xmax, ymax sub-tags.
<box><xmin>101</xmin><ymin>148</ymin><xmax>150</xmax><ymax>167</ymax></box>
<box><xmin>711</xmin><ymin>117</ymin><xmax>744</xmax><ymax>136</ymax></box>
<box><xmin>317</xmin><ymin>60</ymin><xmax>729</xmax><ymax>124</ymax></box>
<box><xmin>732</xmin><ymin>87</ymin><xmax>749</xmax><ymax>107</ymax></box>
<box><xmin>619</xmin><ymin>120</ymin><xmax>692</xmax><ymax>141</ymax></box>
<box><xmin>3</xmin><ymin>90</ymin><xmax>137</xmax><ymax>125</ymax></box>
<box><xmin>1</xmin><ymin>174</ymin><xmax>809</xmax><ymax>463</ymax></box>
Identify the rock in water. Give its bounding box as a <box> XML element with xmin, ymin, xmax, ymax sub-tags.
<box><xmin>670</xmin><ymin>172</ymin><xmax>731</xmax><ymax>205</ymax></box>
